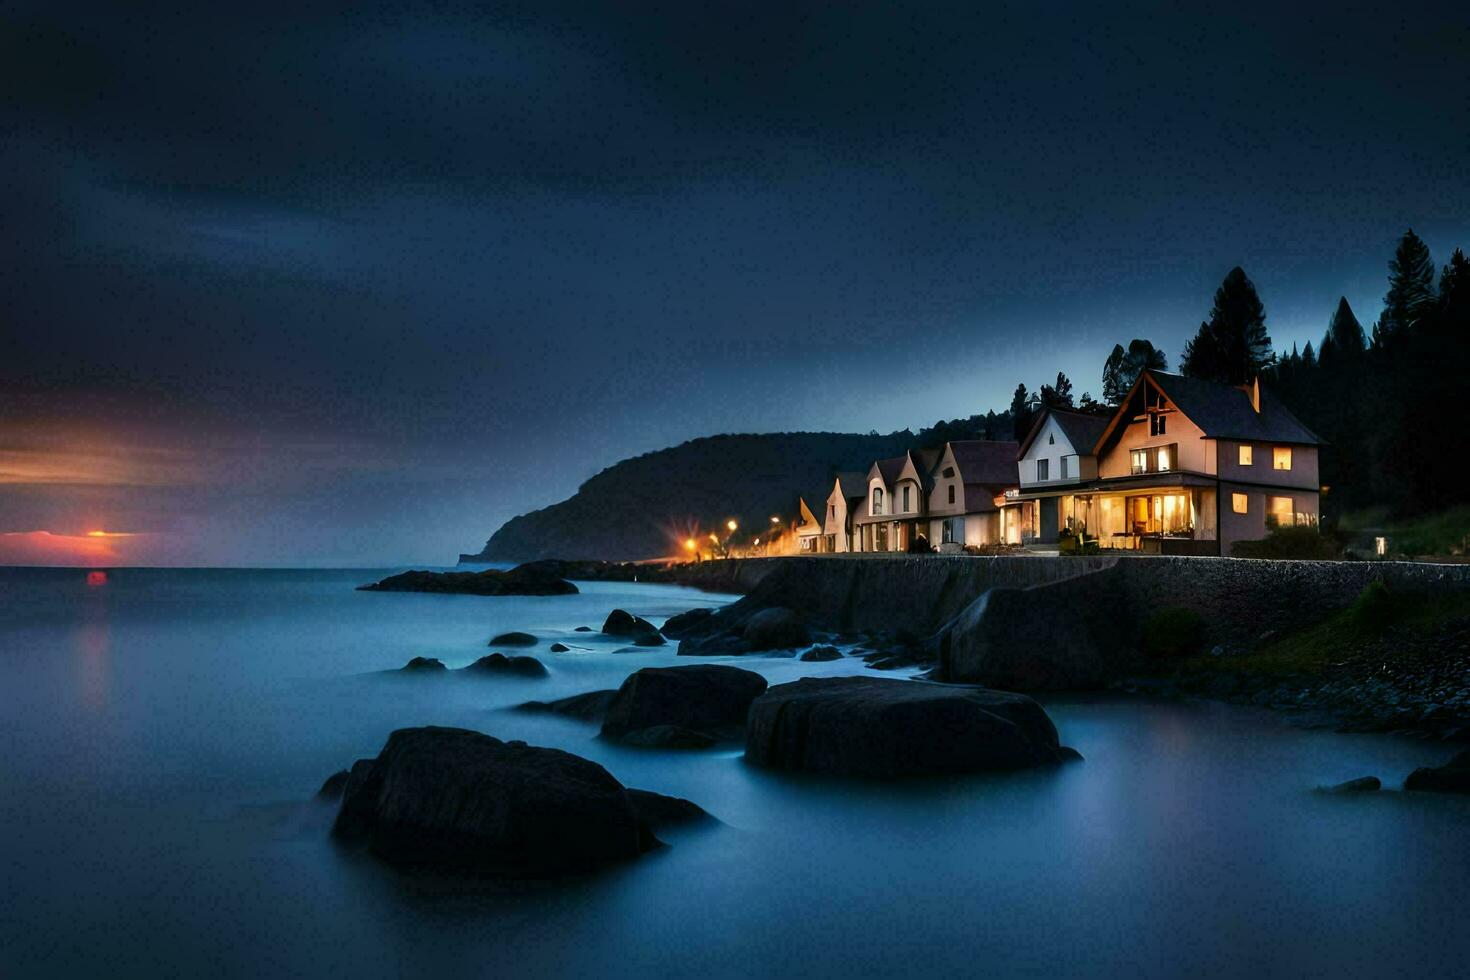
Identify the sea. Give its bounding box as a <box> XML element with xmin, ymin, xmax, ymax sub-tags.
<box><xmin>1</xmin><ymin>566</ymin><xmax>1466</xmax><ymax>978</ymax></box>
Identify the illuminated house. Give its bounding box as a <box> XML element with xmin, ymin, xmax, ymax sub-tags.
<box><xmin>926</xmin><ymin>440</ymin><xmax>1020</xmax><ymax>551</ymax></box>
<box><xmin>793</xmin><ymin>493</ymin><xmax>827</xmax><ymax>553</ymax></box>
<box><xmin>853</xmin><ymin>450</ymin><xmax>939</xmax><ymax>552</ymax></box>
<box><xmin>823</xmin><ymin>472</ymin><xmax>868</xmax><ymax>552</ymax></box>
<box><xmin>1006</xmin><ymin>371</ymin><xmax>1322</xmax><ymax>555</ymax></box>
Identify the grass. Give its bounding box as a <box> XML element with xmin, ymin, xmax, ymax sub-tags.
<box><xmin>1173</xmin><ymin>583</ymin><xmax>1470</xmax><ymax>679</ymax></box>
<box><xmin>1337</xmin><ymin>505</ymin><xmax>1470</xmax><ymax>557</ymax></box>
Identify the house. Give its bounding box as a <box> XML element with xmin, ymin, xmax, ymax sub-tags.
<box><xmin>823</xmin><ymin>472</ymin><xmax>868</xmax><ymax>552</ymax></box>
<box><xmin>794</xmin><ymin>493</ymin><xmax>827</xmax><ymax>553</ymax></box>
<box><xmin>1006</xmin><ymin>371</ymin><xmax>1322</xmax><ymax>554</ymax></box>
<box><xmin>853</xmin><ymin>450</ymin><xmax>939</xmax><ymax>552</ymax></box>
<box><xmin>1003</xmin><ymin>408</ymin><xmax>1110</xmax><ymax>544</ymax></box>
<box><xmin>926</xmin><ymin>440</ymin><xmax>1021</xmax><ymax>551</ymax></box>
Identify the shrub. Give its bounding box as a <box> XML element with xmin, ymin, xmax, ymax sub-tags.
<box><xmin>1231</xmin><ymin>525</ymin><xmax>1343</xmax><ymax>560</ymax></box>
<box><xmin>1141</xmin><ymin>606</ymin><xmax>1204</xmax><ymax>658</ymax></box>
<box><xmin>1346</xmin><ymin>579</ymin><xmax>1396</xmax><ymax>634</ymax></box>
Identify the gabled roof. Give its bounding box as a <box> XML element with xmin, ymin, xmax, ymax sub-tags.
<box><xmin>946</xmin><ymin>440</ymin><xmax>1021</xmax><ymax>485</ymax></box>
<box><xmin>868</xmin><ymin>455</ymin><xmax>907</xmax><ymax>489</ymax></box>
<box><xmin>833</xmin><ymin>471</ymin><xmax>867</xmax><ymax>500</ymax></box>
<box><xmin>1016</xmin><ymin>408</ymin><xmax>1110</xmax><ymax>460</ymax></box>
<box><xmin>1094</xmin><ymin>370</ymin><xmax>1322</xmax><ymax>454</ymax></box>
<box><xmin>796</xmin><ymin>493</ymin><xmax>825</xmax><ymax>533</ymax></box>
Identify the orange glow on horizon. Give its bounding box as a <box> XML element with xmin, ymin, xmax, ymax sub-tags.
<box><xmin>0</xmin><ymin>530</ymin><xmax>145</xmax><ymax>566</ymax></box>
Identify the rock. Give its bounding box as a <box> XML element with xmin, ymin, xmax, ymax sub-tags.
<box><xmin>601</xmin><ymin>609</ymin><xmax>661</xmax><ymax>637</ymax></box>
<box><xmin>549</xmin><ymin>642</ymin><xmax>571</xmax><ymax>652</ymax></box>
<box><xmin>626</xmin><ymin>788</ymin><xmax>712</xmax><ymax>828</ymax></box>
<box><xmin>462</xmin><ymin>653</ymin><xmax>548</xmax><ymax>678</ymax></box>
<box><xmin>358</xmin><ymin>565</ymin><xmax>578</xmax><ymax>596</ymax></box>
<box><xmin>660</xmin><ymin>608</ymin><xmax>715</xmax><ymax>638</ymax></box>
<box><xmin>400</xmin><ymin>656</ymin><xmax>447</xmax><ymax>673</ymax></box>
<box><xmin>632</xmin><ymin>632</ymin><xmax>667</xmax><ymax>647</ymax></box>
<box><xmin>332</xmin><ymin>727</ymin><xmax>661</xmax><ymax>873</ymax></box>
<box><xmin>317</xmin><ymin>769</ymin><xmax>351</xmax><ymax>800</ymax></box>
<box><xmin>514</xmin><ymin>689</ymin><xmax>617</xmax><ymax>723</ymax></box>
<box><xmin>1057</xmin><ymin>746</ymin><xmax>1084</xmax><ymax>762</ymax></box>
<box><xmin>617</xmin><ymin>725</ymin><xmax>719</xmax><ymax>750</ymax></box>
<box><xmin>742</xmin><ymin>607</ymin><xmax>810</xmax><ymax>651</ymax></box>
<box><xmin>574</xmin><ymin>626</ymin><xmax>593</xmax><ymax>632</ymax></box>
<box><xmin>800</xmin><ymin>645</ymin><xmax>842</xmax><ymax>662</ymax></box>
<box><xmin>745</xmin><ymin>676</ymin><xmax>1073</xmax><ymax>778</ymax></box>
<box><xmin>601</xmin><ymin>665</ymin><xmax>769</xmax><ymax>742</ymax></box>
<box><xmin>676</xmin><ymin>630</ymin><xmax>748</xmax><ymax>657</ymax></box>
<box><xmin>1405</xmin><ymin>749</ymin><xmax>1470</xmax><ymax>793</ymax></box>
<box><xmin>938</xmin><ymin>587</ymin><xmax>1122</xmax><ymax>690</ymax></box>
<box><xmin>489</xmin><ymin>631</ymin><xmax>537</xmax><ymax>647</ymax></box>
<box><xmin>1317</xmin><ymin>776</ymin><xmax>1381</xmax><ymax>794</ymax></box>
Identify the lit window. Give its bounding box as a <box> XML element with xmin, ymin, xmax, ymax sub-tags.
<box><xmin>1239</xmin><ymin>445</ymin><xmax>1253</xmax><ymax>466</ymax></box>
<box><xmin>1156</xmin><ymin>446</ymin><xmax>1171</xmax><ymax>471</ymax></box>
<box><xmin>1268</xmin><ymin>496</ymin><xmax>1294</xmax><ymax>526</ymax></box>
<box><xmin>873</xmin><ymin>488</ymin><xmax>883</xmax><ymax>515</ymax></box>
<box><xmin>1232</xmin><ymin>492</ymin><xmax>1248</xmax><ymax>514</ymax></box>
<box><xmin>1273</xmin><ymin>447</ymin><xmax>1292</xmax><ymax>470</ymax></box>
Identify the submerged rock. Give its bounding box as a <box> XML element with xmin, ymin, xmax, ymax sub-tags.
<box><xmin>400</xmin><ymin>656</ymin><xmax>447</xmax><ymax>673</ymax></box>
<box><xmin>1317</xmin><ymin>776</ymin><xmax>1381</xmax><ymax>794</ymax></box>
<box><xmin>489</xmin><ymin>631</ymin><xmax>538</xmax><ymax>647</ymax></box>
<box><xmin>515</xmin><ymin>689</ymin><xmax>618</xmax><ymax>723</ymax></box>
<box><xmin>742</xmin><ymin>607</ymin><xmax>810</xmax><ymax>651</ymax></box>
<box><xmin>601</xmin><ymin>609</ymin><xmax>661</xmax><ymax>637</ymax></box>
<box><xmin>1405</xmin><ymin>749</ymin><xmax>1470</xmax><ymax>794</ymax></box>
<box><xmin>627</xmin><ymin>788</ymin><xmax>712</xmax><ymax>828</ymax></box>
<box><xmin>800</xmin><ymin>645</ymin><xmax>842</xmax><ymax>662</ymax></box>
<box><xmin>358</xmin><ymin>566</ymin><xmax>578</xmax><ymax>596</ymax></box>
<box><xmin>660</xmin><ymin>608</ymin><xmax>715</xmax><ymax>638</ymax></box>
<box><xmin>461</xmin><ymin>653</ymin><xmax>548</xmax><ymax>678</ymax></box>
<box><xmin>745</xmin><ymin>676</ymin><xmax>1074</xmax><ymax>778</ymax></box>
<box><xmin>601</xmin><ymin>665</ymin><xmax>769</xmax><ymax>743</ymax></box>
<box><xmin>332</xmin><ymin>727</ymin><xmax>691</xmax><ymax>874</ymax></box>
<box><xmin>549</xmin><ymin>642</ymin><xmax>571</xmax><ymax>653</ymax></box>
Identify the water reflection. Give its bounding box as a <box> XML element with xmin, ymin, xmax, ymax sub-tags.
<box><xmin>75</xmin><ymin>572</ymin><xmax>111</xmax><ymax>709</ymax></box>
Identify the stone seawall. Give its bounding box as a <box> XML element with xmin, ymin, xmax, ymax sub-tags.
<box><xmin>674</xmin><ymin>554</ymin><xmax>1470</xmax><ymax>690</ymax></box>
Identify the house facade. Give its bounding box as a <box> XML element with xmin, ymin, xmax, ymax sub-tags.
<box><xmin>794</xmin><ymin>493</ymin><xmax>827</xmax><ymax>553</ymax></box>
<box><xmin>1007</xmin><ymin>372</ymin><xmax>1321</xmax><ymax>555</ymax></box>
<box><xmin>853</xmin><ymin>451</ymin><xmax>937</xmax><ymax>552</ymax></box>
<box><xmin>926</xmin><ymin>440</ymin><xmax>1020</xmax><ymax>551</ymax></box>
<box><xmin>823</xmin><ymin>472</ymin><xmax>868</xmax><ymax>552</ymax></box>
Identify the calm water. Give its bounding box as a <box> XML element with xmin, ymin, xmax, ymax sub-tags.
<box><xmin>1</xmin><ymin>567</ymin><xmax>1467</xmax><ymax>979</ymax></box>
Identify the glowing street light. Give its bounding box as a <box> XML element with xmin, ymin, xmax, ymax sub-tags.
<box><xmin>770</xmin><ymin>515</ymin><xmax>780</xmax><ymax>525</ymax></box>
<box><xmin>683</xmin><ymin>538</ymin><xmax>696</xmax><ymax>552</ymax></box>
<box><xmin>726</xmin><ymin>519</ymin><xmax>738</xmax><ymax>533</ymax></box>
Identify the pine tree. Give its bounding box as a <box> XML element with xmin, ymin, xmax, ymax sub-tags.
<box><xmin>1101</xmin><ymin>344</ymin><xmax>1126</xmax><ymax>403</ymax></box>
<box><xmin>1009</xmin><ymin>383</ymin><xmax>1033</xmax><ymax>441</ymax></box>
<box><xmin>1040</xmin><ymin>371</ymin><xmax>1074</xmax><ymax>409</ymax></box>
<box><xmin>1376</xmin><ymin>229</ymin><xmax>1436</xmax><ymax>344</ymax></box>
<box><xmin>1326</xmin><ymin>296</ymin><xmax>1366</xmax><ymax>355</ymax></box>
<box><xmin>1439</xmin><ymin>247</ymin><xmax>1470</xmax><ymax>321</ymax></box>
<box><xmin>1301</xmin><ymin>340</ymin><xmax>1316</xmax><ymax>368</ymax></box>
<box><xmin>1180</xmin><ymin>321</ymin><xmax>1220</xmax><ymax>381</ymax></box>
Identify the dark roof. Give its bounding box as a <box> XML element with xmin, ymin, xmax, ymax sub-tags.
<box><xmin>962</xmin><ymin>482</ymin><xmax>1011</xmax><ymax>512</ymax></box>
<box><xmin>1016</xmin><ymin>407</ymin><xmax>1110</xmax><ymax>459</ymax></box>
<box><xmin>946</xmin><ymin>440</ymin><xmax>1020</xmax><ymax>485</ymax></box>
<box><xmin>872</xmin><ymin>455</ymin><xmax>906</xmax><ymax>488</ymax></box>
<box><xmin>834</xmin><ymin>471</ymin><xmax>867</xmax><ymax>500</ymax></box>
<box><xmin>1146</xmin><ymin>372</ymin><xmax>1322</xmax><ymax>447</ymax></box>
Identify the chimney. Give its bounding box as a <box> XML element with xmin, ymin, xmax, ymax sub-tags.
<box><xmin>1249</xmin><ymin>376</ymin><xmax>1261</xmax><ymax>413</ymax></box>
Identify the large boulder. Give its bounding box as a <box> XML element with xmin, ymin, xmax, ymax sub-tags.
<box><xmin>1405</xmin><ymin>749</ymin><xmax>1470</xmax><ymax>793</ymax></box>
<box><xmin>332</xmin><ymin>727</ymin><xmax>695</xmax><ymax>874</ymax></box>
<box><xmin>461</xmin><ymin>653</ymin><xmax>548</xmax><ymax>678</ymax></box>
<box><xmin>742</xmin><ymin>607</ymin><xmax>811</xmax><ymax>651</ymax></box>
<box><xmin>618</xmin><ymin>725</ymin><xmax>719</xmax><ymax>750</ymax></box>
<box><xmin>745</xmin><ymin>676</ymin><xmax>1074</xmax><ymax>778</ymax></box>
<box><xmin>602</xmin><ymin>609</ymin><xmax>660</xmax><ymax>637</ymax></box>
<box><xmin>937</xmin><ymin>587</ymin><xmax>1126</xmax><ymax>690</ymax></box>
<box><xmin>601</xmin><ymin>665</ymin><xmax>769</xmax><ymax>743</ymax></box>
<box><xmin>800</xmin><ymin>645</ymin><xmax>842</xmax><ymax>662</ymax></box>
<box><xmin>660</xmin><ymin>607</ymin><xmax>715</xmax><ymax>638</ymax></box>
<box><xmin>400</xmin><ymin>656</ymin><xmax>447</xmax><ymax>673</ymax></box>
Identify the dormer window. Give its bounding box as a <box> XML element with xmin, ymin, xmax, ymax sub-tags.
<box><xmin>902</xmin><ymin>486</ymin><xmax>911</xmax><ymax>512</ymax></box>
<box><xmin>873</xmin><ymin>487</ymin><xmax>884</xmax><ymax>515</ymax></box>
<box><xmin>1150</xmin><ymin>413</ymin><xmax>1167</xmax><ymax>436</ymax></box>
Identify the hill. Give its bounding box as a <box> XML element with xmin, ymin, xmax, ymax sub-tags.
<box><xmin>461</xmin><ymin>431</ymin><xmax>921</xmax><ymax>562</ymax></box>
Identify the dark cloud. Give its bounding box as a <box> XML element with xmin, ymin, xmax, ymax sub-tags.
<box><xmin>2</xmin><ymin>1</ymin><xmax>1468</xmax><ymax>563</ymax></box>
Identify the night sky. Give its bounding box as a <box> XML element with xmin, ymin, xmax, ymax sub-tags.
<box><xmin>3</xmin><ymin>2</ymin><xmax>1467</xmax><ymax>565</ymax></box>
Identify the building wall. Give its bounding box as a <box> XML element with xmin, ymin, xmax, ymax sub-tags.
<box><xmin>1216</xmin><ymin>440</ymin><xmax>1319</xmax><ymax>491</ymax></box>
<box><xmin>1098</xmin><ymin>411</ymin><xmax>1214</xmax><ymax>478</ymax></box>
<box><xmin>1219</xmin><ymin>484</ymin><xmax>1321</xmax><ymax>555</ymax></box>
<box><xmin>928</xmin><ymin>446</ymin><xmax>964</xmax><ymax>517</ymax></box>
<box><xmin>1019</xmin><ymin>415</ymin><xmax>1098</xmax><ymax>487</ymax></box>
<box><xmin>893</xmin><ymin>478</ymin><xmax>924</xmax><ymax>519</ymax></box>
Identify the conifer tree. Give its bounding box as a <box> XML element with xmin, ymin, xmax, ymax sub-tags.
<box><xmin>1326</xmin><ymin>296</ymin><xmax>1366</xmax><ymax>356</ymax></box>
<box><xmin>1180</xmin><ymin>267</ymin><xmax>1272</xmax><ymax>384</ymax></box>
<box><xmin>1375</xmin><ymin>229</ymin><xmax>1436</xmax><ymax>345</ymax></box>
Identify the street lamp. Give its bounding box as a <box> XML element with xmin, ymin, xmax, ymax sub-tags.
<box><xmin>726</xmin><ymin>519</ymin><xmax>738</xmax><ymax>533</ymax></box>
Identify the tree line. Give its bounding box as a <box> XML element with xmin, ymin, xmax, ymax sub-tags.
<box><xmin>908</xmin><ymin>229</ymin><xmax>1469</xmax><ymax>520</ymax></box>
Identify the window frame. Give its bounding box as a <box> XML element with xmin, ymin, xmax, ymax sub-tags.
<box><xmin>1239</xmin><ymin>445</ymin><xmax>1252</xmax><ymax>466</ymax></box>
<box><xmin>873</xmin><ymin>487</ymin><xmax>883</xmax><ymax>516</ymax></box>
<box><xmin>1036</xmin><ymin>458</ymin><xmax>1050</xmax><ymax>481</ymax></box>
